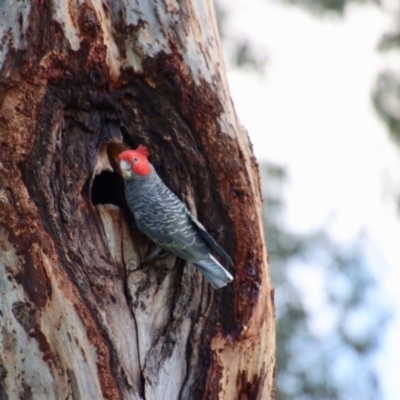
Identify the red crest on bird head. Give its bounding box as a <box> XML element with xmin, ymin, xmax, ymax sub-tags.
<box><xmin>135</xmin><ymin>145</ymin><xmax>150</xmax><ymax>158</ymax></box>
<box><xmin>118</xmin><ymin>145</ymin><xmax>152</xmax><ymax>177</ymax></box>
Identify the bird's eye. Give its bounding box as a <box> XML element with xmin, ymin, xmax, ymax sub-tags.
<box><xmin>133</xmin><ymin>157</ymin><xmax>138</xmax><ymax>163</ymax></box>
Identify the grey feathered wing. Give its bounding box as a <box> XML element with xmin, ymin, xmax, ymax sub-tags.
<box><xmin>134</xmin><ymin>182</ymin><xmax>233</xmax><ymax>288</ymax></box>
<box><xmin>188</xmin><ymin>212</ymin><xmax>233</xmax><ymax>265</ymax></box>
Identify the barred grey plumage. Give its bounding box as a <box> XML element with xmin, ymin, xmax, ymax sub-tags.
<box><xmin>119</xmin><ymin>148</ymin><xmax>234</xmax><ymax>289</ymax></box>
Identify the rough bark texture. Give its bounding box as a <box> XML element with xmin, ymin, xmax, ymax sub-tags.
<box><xmin>0</xmin><ymin>1</ymin><xmax>275</xmax><ymax>399</ymax></box>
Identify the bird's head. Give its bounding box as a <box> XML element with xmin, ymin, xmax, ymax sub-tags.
<box><xmin>118</xmin><ymin>145</ymin><xmax>152</xmax><ymax>179</ymax></box>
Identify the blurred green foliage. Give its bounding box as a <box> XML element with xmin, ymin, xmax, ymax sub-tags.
<box><xmin>261</xmin><ymin>164</ymin><xmax>386</xmax><ymax>400</ymax></box>
<box><xmin>303</xmin><ymin>0</ymin><xmax>400</xmax><ymax>146</ymax></box>
<box><xmin>280</xmin><ymin>0</ymin><xmax>378</xmax><ymax>15</ymax></box>
<box><xmin>373</xmin><ymin>71</ymin><xmax>400</xmax><ymax>143</ymax></box>
<box><xmin>373</xmin><ymin>16</ymin><xmax>400</xmax><ymax>145</ymax></box>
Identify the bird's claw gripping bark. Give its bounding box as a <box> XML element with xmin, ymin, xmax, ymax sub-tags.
<box><xmin>142</xmin><ymin>246</ymin><xmax>169</xmax><ymax>263</ymax></box>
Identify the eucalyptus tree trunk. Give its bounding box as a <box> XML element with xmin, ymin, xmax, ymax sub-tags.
<box><xmin>0</xmin><ymin>1</ymin><xmax>275</xmax><ymax>399</ymax></box>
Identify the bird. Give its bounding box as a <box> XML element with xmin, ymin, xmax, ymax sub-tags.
<box><xmin>118</xmin><ymin>145</ymin><xmax>234</xmax><ymax>289</ymax></box>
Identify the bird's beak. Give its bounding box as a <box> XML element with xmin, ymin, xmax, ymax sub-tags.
<box><xmin>119</xmin><ymin>160</ymin><xmax>132</xmax><ymax>179</ymax></box>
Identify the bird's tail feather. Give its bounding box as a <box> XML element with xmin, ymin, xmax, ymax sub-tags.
<box><xmin>193</xmin><ymin>255</ymin><xmax>233</xmax><ymax>289</ymax></box>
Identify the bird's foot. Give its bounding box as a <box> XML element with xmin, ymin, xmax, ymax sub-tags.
<box><xmin>143</xmin><ymin>246</ymin><xmax>169</xmax><ymax>263</ymax></box>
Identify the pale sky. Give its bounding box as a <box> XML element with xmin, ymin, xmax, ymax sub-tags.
<box><xmin>223</xmin><ymin>0</ymin><xmax>400</xmax><ymax>398</ymax></box>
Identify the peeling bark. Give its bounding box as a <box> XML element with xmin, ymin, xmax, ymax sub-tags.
<box><xmin>0</xmin><ymin>0</ymin><xmax>275</xmax><ymax>399</ymax></box>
